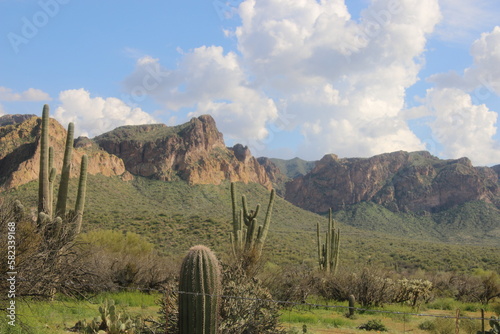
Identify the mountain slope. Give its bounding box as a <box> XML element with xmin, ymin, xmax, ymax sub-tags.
<box><xmin>4</xmin><ymin>176</ymin><xmax>500</xmax><ymax>272</ymax></box>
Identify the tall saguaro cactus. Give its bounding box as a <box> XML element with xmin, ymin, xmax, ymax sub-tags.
<box><xmin>317</xmin><ymin>208</ymin><xmax>341</xmax><ymax>274</ymax></box>
<box><xmin>37</xmin><ymin>104</ymin><xmax>88</xmax><ymax>235</ymax></box>
<box><xmin>230</xmin><ymin>182</ymin><xmax>275</xmax><ymax>266</ymax></box>
<box><xmin>178</xmin><ymin>245</ymin><xmax>221</xmax><ymax>334</ymax></box>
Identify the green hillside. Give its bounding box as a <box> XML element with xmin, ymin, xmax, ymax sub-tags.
<box><xmin>332</xmin><ymin>201</ymin><xmax>500</xmax><ymax>246</ymax></box>
<box><xmin>268</xmin><ymin>157</ymin><xmax>316</xmax><ymax>178</ymax></box>
<box><xmin>4</xmin><ymin>175</ymin><xmax>500</xmax><ymax>273</ymax></box>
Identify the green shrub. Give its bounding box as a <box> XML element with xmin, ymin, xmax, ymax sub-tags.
<box><xmin>459</xmin><ymin>318</ymin><xmax>481</xmax><ymax>334</ymax></box>
<box><xmin>418</xmin><ymin>319</ymin><xmax>436</xmax><ymax>331</ymax></box>
<box><xmin>357</xmin><ymin>319</ymin><xmax>388</xmax><ymax>331</ymax></box>
<box><xmin>429</xmin><ymin>318</ymin><xmax>454</xmax><ymax>334</ymax></box>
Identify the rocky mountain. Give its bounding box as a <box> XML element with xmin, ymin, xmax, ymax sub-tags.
<box><xmin>3</xmin><ymin>112</ymin><xmax>500</xmax><ymax>223</ymax></box>
<box><xmin>0</xmin><ymin>115</ymin><xmax>126</xmax><ymax>190</ymax></box>
<box><xmin>0</xmin><ymin>114</ymin><xmax>274</xmax><ymax>190</ymax></box>
<box><xmin>285</xmin><ymin>151</ymin><xmax>500</xmax><ymax>214</ymax></box>
<box><xmin>91</xmin><ymin>115</ymin><xmax>272</xmax><ymax>188</ymax></box>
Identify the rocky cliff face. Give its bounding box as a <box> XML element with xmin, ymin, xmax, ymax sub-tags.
<box><xmin>0</xmin><ymin>115</ymin><xmax>126</xmax><ymax>190</ymax></box>
<box><xmin>285</xmin><ymin>151</ymin><xmax>500</xmax><ymax>213</ymax></box>
<box><xmin>94</xmin><ymin>115</ymin><xmax>272</xmax><ymax>188</ymax></box>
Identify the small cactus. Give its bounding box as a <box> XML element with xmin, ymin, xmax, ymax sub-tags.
<box><xmin>348</xmin><ymin>294</ymin><xmax>356</xmax><ymax>318</ymax></box>
<box><xmin>178</xmin><ymin>245</ymin><xmax>221</xmax><ymax>334</ymax></box>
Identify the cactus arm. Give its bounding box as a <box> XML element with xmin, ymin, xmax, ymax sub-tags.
<box><xmin>48</xmin><ymin>166</ymin><xmax>56</xmax><ymax>218</ymax></box>
<box><xmin>242</xmin><ymin>194</ymin><xmax>249</xmax><ymax>226</ymax></box>
<box><xmin>38</xmin><ymin>104</ymin><xmax>50</xmax><ymax>215</ymax></box>
<box><xmin>242</xmin><ymin>195</ymin><xmax>260</xmax><ymax>226</ymax></box>
<box><xmin>56</xmin><ymin>122</ymin><xmax>74</xmax><ymax>217</ymax></box>
<box><xmin>325</xmin><ymin>208</ymin><xmax>332</xmax><ymax>272</ymax></box>
<box><xmin>231</xmin><ymin>182</ymin><xmax>238</xmax><ymax>236</ymax></box>
<box><xmin>316</xmin><ymin>222</ymin><xmax>322</xmax><ymax>269</ymax></box>
<box><xmin>245</xmin><ymin>219</ymin><xmax>258</xmax><ymax>252</ymax></box>
<box><xmin>74</xmin><ymin>155</ymin><xmax>88</xmax><ymax>234</ymax></box>
<box><xmin>255</xmin><ymin>189</ymin><xmax>275</xmax><ymax>255</ymax></box>
<box><xmin>333</xmin><ymin>228</ymin><xmax>340</xmax><ymax>275</ymax></box>
<box><xmin>252</xmin><ymin>204</ymin><xmax>260</xmax><ymax>220</ymax></box>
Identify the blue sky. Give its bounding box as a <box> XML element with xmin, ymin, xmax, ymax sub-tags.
<box><xmin>1</xmin><ymin>0</ymin><xmax>500</xmax><ymax>165</ymax></box>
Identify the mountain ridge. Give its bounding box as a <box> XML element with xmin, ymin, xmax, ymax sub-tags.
<box><xmin>1</xmin><ymin>113</ymin><xmax>500</xmax><ymax>248</ymax></box>
<box><xmin>285</xmin><ymin>150</ymin><xmax>500</xmax><ymax>214</ymax></box>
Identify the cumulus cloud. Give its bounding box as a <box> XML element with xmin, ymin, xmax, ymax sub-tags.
<box><xmin>429</xmin><ymin>26</ymin><xmax>500</xmax><ymax>95</ymax></box>
<box><xmin>123</xmin><ymin>0</ymin><xmax>444</xmax><ymax>159</ymax></box>
<box><xmin>422</xmin><ymin>88</ymin><xmax>500</xmax><ymax>165</ymax></box>
<box><xmin>0</xmin><ymin>104</ymin><xmax>4</xmax><ymax>116</ymax></box>
<box><xmin>415</xmin><ymin>26</ymin><xmax>500</xmax><ymax>165</ymax></box>
<box><xmin>234</xmin><ymin>0</ymin><xmax>440</xmax><ymax>158</ymax></box>
<box><xmin>0</xmin><ymin>87</ymin><xmax>51</xmax><ymax>101</ymax></box>
<box><xmin>53</xmin><ymin>89</ymin><xmax>157</xmax><ymax>138</ymax></box>
<box><xmin>123</xmin><ymin>47</ymin><xmax>278</xmax><ymax>143</ymax></box>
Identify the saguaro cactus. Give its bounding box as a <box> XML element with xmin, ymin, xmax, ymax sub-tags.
<box><xmin>230</xmin><ymin>182</ymin><xmax>275</xmax><ymax>264</ymax></box>
<box><xmin>178</xmin><ymin>245</ymin><xmax>221</xmax><ymax>334</ymax></box>
<box><xmin>317</xmin><ymin>208</ymin><xmax>341</xmax><ymax>274</ymax></box>
<box><xmin>36</xmin><ymin>104</ymin><xmax>88</xmax><ymax>235</ymax></box>
<box><xmin>348</xmin><ymin>294</ymin><xmax>356</xmax><ymax>318</ymax></box>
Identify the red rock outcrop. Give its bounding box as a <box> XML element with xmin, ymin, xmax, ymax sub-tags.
<box><xmin>0</xmin><ymin>115</ymin><xmax>126</xmax><ymax>190</ymax></box>
<box><xmin>285</xmin><ymin>151</ymin><xmax>500</xmax><ymax>213</ymax></box>
<box><xmin>94</xmin><ymin>115</ymin><xmax>272</xmax><ymax>188</ymax></box>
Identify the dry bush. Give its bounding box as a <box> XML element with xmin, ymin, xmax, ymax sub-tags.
<box><xmin>154</xmin><ymin>262</ymin><xmax>286</xmax><ymax>334</ymax></box>
<box><xmin>74</xmin><ymin>229</ymin><xmax>178</xmax><ymax>292</ymax></box>
<box><xmin>260</xmin><ymin>263</ymin><xmax>317</xmax><ymax>304</ymax></box>
<box><xmin>0</xmin><ymin>199</ymin><xmax>90</xmax><ymax>298</ymax></box>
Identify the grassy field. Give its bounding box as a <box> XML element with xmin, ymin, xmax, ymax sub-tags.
<box><xmin>4</xmin><ymin>175</ymin><xmax>500</xmax><ymax>273</ymax></box>
<box><xmin>1</xmin><ymin>292</ymin><xmax>497</xmax><ymax>333</ymax></box>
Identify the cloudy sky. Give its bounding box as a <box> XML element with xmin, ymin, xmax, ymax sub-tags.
<box><xmin>1</xmin><ymin>0</ymin><xmax>500</xmax><ymax>165</ymax></box>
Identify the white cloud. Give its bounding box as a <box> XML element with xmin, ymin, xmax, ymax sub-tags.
<box><xmin>416</xmin><ymin>26</ymin><xmax>500</xmax><ymax>165</ymax></box>
<box><xmin>122</xmin><ymin>0</ymin><xmax>443</xmax><ymax>159</ymax></box>
<box><xmin>53</xmin><ymin>89</ymin><xmax>157</xmax><ymax>138</ymax></box>
<box><xmin>234</xmin><ymin>0</ymin><xmax>440</xmax><ymax>158</ymax></box>
<box><xmin>424</xmin><ymin>88</ymin><xmax>500</xmax><ymax>165</ymax></box>
<box><xmin>0</xmin><ymin>104</ymin><xmax>4</xmax><ymax>116</ymax></box>
<box><xmin>429</xmin><ymin>26</ymin><xmax>500</xmax><ymax>96</ymax></box>
<box><xmin>123</xmin><ymin>46</ymin><xmax>278</xmax><ymax>143</ymax></box>
<box><xmin>0</xmin><ymin>87</ymin><xmax>51</xmax><ymax>101</ymax></box>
